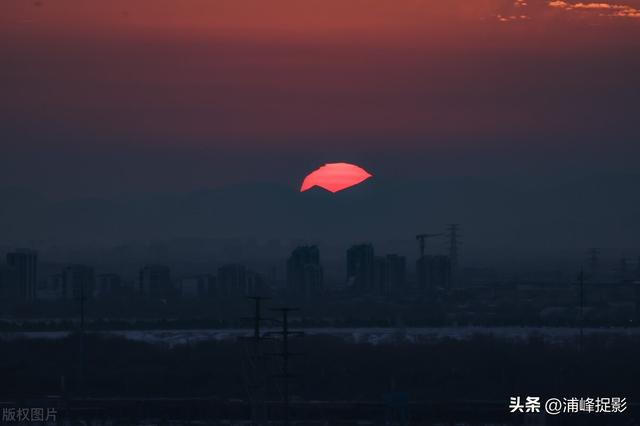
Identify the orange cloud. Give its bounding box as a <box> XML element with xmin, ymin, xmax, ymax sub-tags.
<box><xmin>496</xmin><ymin>13</ymin><xmax>530</xmax><ymax>21</ymax></box>
<box><xmin>549</xmin><ymin>1</ymin><xmax>640</xmax><ymax>17</ymax></box>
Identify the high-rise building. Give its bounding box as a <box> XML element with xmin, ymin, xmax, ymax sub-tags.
<box><xmin>205</xmin><ymin>274</ymin><xmax>218</xmax><ymax>297</ymax></box>
<box><xmin>0</xmin><ymin>265</ymin><xmax>19</xmax><ymax>301</ymax></box>
<box><xmin>347</xmin><ymin>243</ymin><xmax>375</xmax><ymax>293</ymax></box>
<box><xmin>139</xmin><ymin>265</ymin><xmax>173</xmax><ymax>299</ymax></box>
<box><xmin>33</xmin><ymin>273</ymin><xmax>61</xmax><ymax>301</ymax></box>
<box><xmin>6</xmin><ymin>249</ymin><xmax>38</xmax><ymax>302</ymax></box>
<box><xmin>217</xmin><ymin>264</ymin><xmax>247</xmax><ymax>297</ymax></box>
<box><xmin>386</xmin><ymin>254</ymin><xmax>406</xmax><ymax>294</ymax></box>
<box><xmin>373</xmin><ymin>257</ymin><xmax>387</xmax><ymax>295</ymax></box>
<box><xmin>96</xmin><ymin>273</ymin><xmax>124</xmax><ymax>299</ymax></box>
<box><xmin>62</xmin><ymin>265</ymin><xmax>95</xmax><ymax>300</ymax></box>
<box><xmin>179</xmin><ymin>274</ymin><xmax>216</xmax><ymax>298</ymax></box>
<box><xmin>286</xmin><ymin>246</ymin><xmax>323</xmax><ymax>298</ymax></box>
<box><xmin>416</xmin><ymin>255</ymin><xmax>451</xmax><ymax>292</ymax></box>
<box><xmin>246</xmin><ymin>270</ymin><xmax>268</xmax><ymax>297</ymax></box>
<box><xmin>374</xmin><ymin>254</ymin><xmax>406</xmax><ymax>296</ymax></box>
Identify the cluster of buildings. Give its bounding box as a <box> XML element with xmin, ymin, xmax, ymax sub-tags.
<box><xmin>3</xmin><ymin>241</ymin><xmax>638</xmax><ymax>309</ymax></box>
<box><xmin>0</xmin><ymin>240</ymin><xmax>456</xmax><ymax>305</ymax></box>
<box><xmin>285</xmin><ymin>242</ymin><xmax>454</xmax><ymax>298</ymax></box>
<box><xmin>1</xmin><ymin>249</ymin><xmax>38</xmax><ymax>302</ymax></box>
<box><xmin>0</xmin><ymin>249</ymin><xmax>268</xmax><ymax>304</ymax></box>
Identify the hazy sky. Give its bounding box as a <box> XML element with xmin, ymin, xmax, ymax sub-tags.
<box><xmin>1</xmin><ymin>0</ymin><xmax>640</xmax><ymax>196</ymax></box>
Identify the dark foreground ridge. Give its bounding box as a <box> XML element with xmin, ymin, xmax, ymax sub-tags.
<box><xmin>1</xmin><ymin>332</ymin><xmax>638</xmax><ymax>424</ymax></box>
<box><xmin>1</xmin><ymin>396</ymin><xmax>636</xmax><ymax>425</ymax></box>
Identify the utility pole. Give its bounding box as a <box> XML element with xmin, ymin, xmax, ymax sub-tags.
<box><xmin>266</xmin><ymin>308</ymin><xmax>303</xmax><ymax>426</ymax></box>
<box><xmin>244</xmin><ymin>296</ymin><xmax>271</xmax><ymax>342</ymax></box>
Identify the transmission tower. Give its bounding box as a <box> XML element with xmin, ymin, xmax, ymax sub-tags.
<box><xmin>266</xmin><ymin>307</ymin><xmax>304</xmax><ymax>426</ymax></box>
<box><xmin>446</xmin><ymin>224</ymin><xmax>460</xmax><ymax>285</ymax></box>
<box><xmin>77</xmin><ymin>279</ymin><xmax>86</xmax><ymax>397</ymax></box>
<box><xmin>241</xmin><ymin>296</ymin><xmax>273</xmax><ymax>425</ymax></box>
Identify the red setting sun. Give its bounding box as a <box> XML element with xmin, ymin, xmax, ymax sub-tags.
<box><xmin>300</xmin><ymin>163</ymin><xmax>372</xmax><ymax>193</ymax></box>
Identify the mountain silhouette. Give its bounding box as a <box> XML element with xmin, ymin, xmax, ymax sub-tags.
<box><xmin>0</xmin><ymin>174</ymin><xmax>638</xmax><ymax>258</ymax></box>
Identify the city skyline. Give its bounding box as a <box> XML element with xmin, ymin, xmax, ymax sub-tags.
<box><xmin>2</xmin><ymin>229</ymin><xmax>639</xmax><ymax>304</ymax></box>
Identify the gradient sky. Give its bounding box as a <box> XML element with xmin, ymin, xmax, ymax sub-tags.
<box><xmin>1</xmin><ymin>0</ymin><xmax>640</xmax><ymax>196</ymax></box>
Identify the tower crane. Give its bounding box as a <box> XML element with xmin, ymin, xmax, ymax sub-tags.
<box><xmin>415</xmin><ymin>233</ymin><xmax>443</xmax><ymax>258</ymax></box>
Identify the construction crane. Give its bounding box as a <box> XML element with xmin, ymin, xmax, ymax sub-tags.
<box><xmin>415</xmin><ymin>233</ymin><xmax>443</xmax><ymax>258</ymax></box>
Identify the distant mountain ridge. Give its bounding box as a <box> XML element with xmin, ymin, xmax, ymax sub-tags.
<box><xmin>0</xmin><ymin>174</ymin><xmax>639</xmax><ymax>256</ymax></box>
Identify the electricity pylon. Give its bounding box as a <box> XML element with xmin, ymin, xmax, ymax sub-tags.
<box><xmin>266</xmin><ymin>307</ymin><xmax>304</xmax><ymax>426</ymax></box>
<box><xmin>241</xmin><ymin>296</ymin><xmax>273</xmax><ymax>425</ymax></box>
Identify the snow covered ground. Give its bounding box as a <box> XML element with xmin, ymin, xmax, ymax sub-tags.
<box><xmin>1</xmin><ymin>326</ymin><xmax>639</xmax><ymax>346</ymax></box>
